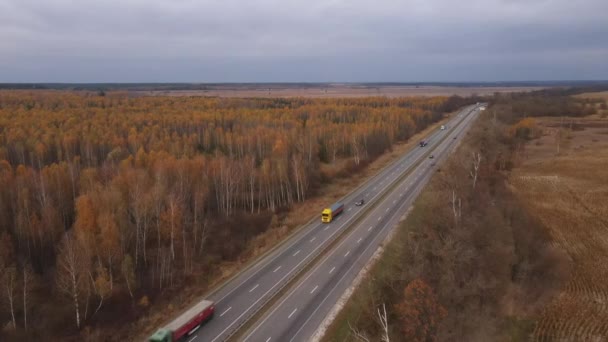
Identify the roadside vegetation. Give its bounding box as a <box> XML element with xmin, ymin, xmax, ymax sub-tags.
<box><xmin>323</xmin><ymin>88</ymin><xmax>608</xmax><ymax>341</ymax></box>
<box><xmin>0</xmin><ymin>90</ymin><xmax>478</xmax><ymax>341</ymax></box>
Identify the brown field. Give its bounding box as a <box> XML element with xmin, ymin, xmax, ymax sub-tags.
<box><xmin>133</xmin><ymin>85</ymin><xmax>544</xmax><ymax>98</ymax></box>
<box><xmin>575</xmin><ymin>91</ymin><xmax>608</xmax><ymax>100</ymax></box>
<box><xmin>509</xmin><ymin>114</ymin><xmax>608</xmax><ymax>340</ymax></box>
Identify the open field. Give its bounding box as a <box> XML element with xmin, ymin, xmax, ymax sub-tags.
<box><xmin>575</xmin><ymin>91</ymin><xmax>608</xmax><ymax>100</ymax></box>
<box><xmin>133</xmin><ymin>85</ymin><xmax>545</xmax><ymax>98</ymax></box>
<box><xmin>510</xmin><ymin>115</ymin><xmax>608</xmax><ymax>340</ymax></box>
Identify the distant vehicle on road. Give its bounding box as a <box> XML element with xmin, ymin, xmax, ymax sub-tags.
<box><xmin>440</xmin><ymin>125</ymin><xmax>446</xmax><ymax>130</ymax></box>
<box><xmin>149</xmin><ymin>300</ymin><xmax>215</xmax><ymax>342</ymax></box>
<box><xmin>419</xmin><ymin>140</ymin><xmax>428</xmax><ymax>147</ymax></box>
<box><xmin>453</xmin><ymin>136</ymin><xmax>457</xmax><ymax>139</ymax></box>
<box><xmin>429</xmin><ymin>155</ymin><xmax>434</xmax><ymax>159</ymax></box>
<box><xmin>355</xmin><ymin>199</ymin><xmax>365</xmax><ymax>206</ymax></box>
<box><xmin>322</xmin><ymin>202</ymin><xmax>344</xmax><ymax>223</ymax></box>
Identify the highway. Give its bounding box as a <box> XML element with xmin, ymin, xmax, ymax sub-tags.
<box><xmin>240</xmin><ymin>105</ymin><xmax>480</xmax><ymax>342</ymax></box>
<box><xmin>166</xmin><ymin>104</ymin><xmax>481</xmax><ymax>342</ymax></box>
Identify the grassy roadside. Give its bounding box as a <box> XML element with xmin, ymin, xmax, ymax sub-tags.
<box><xmin>322</xmin><ymin>98</ymin><xmax>572</xmax><ymax>341</ymax></box>
<box><xmin>131</xmin><ymin>110</ymin><xmax>461</xmax><ymax>341</ymax></box>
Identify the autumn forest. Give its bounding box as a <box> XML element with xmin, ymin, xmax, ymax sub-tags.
<box><xmin>0</xmin><ymin>91</ymin><xmax>469</xmax><ymax>339</ymax></box>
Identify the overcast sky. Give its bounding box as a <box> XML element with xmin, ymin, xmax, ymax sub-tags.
<box><xmin>1</xmin><ymin>0</ymin><xmax>607</xmax><ymax>82</ymax></box>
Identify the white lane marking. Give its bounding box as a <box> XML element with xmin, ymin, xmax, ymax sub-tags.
<box><xmin>249</xmin><ymin>284</ymin><xmax>259</xmax><ymax>293</ymax></box>
<box><xmin>220</xmin><ymin>307</ymin><xmax>232</xmax><ymax>317</ymax></box>
<box><xmin>288</xmin><ymin>308</ymin><xmax>298</xmax><ymax>319</ymax></box>
<box><xmin>293</xmin><ymin>250</ymin><xmax>301</xmax><ymax>257</ymax></box>
<box><xmin>385</xmin><ymin>208</ymin><xmax>389</xmax><ymax>212</ymax></box>
<box><xmin>188</xmin><ymin>336</ymin><xmax>198</xmax><ymax>342</ymax></box>
<box><xmin>273</xmin><ymin>266</ymin><xmax>281</xmax><ymax>273</ymax></box>
<box><xmin>310</xmin><ymin>237</ymin><xmax>316</xmax><ymax>243</ymax></box>
<box><xmin>344</xmin><ymin>251</ymin><xmax>350</xmax><ymax>257</ymax></box>
<box><xmin>378</xmin><ymin>217</ymin><xmax>382</xmax><ymax>221</ymax></box>
<box><xmin>393</xmin><ymin>200</ymin><xmax>396</xmax><ymax>204</ymax></box>
<box><xmin>324</xmin><ymin>225</ymin><xmax>330</xmax><ymax>231</ymax></box>
<box><xmin>368</xmin><ymin>226</ymin><xmax>372</xmax><ymax>231</ymax></box>
<box><xmin>311</xmin><ymin>285</ymin><xmax>319</xmax><ymax>294</ymax></box>
<box><xmin>357</xmin><ymin>238</ymin><xmax>362</xmax><ymax>244</ymax></box>
<box><xmin>348</xmin><ymin>207</ymin><xmax>352</xmax><ymax>211</ymax></box>
<box><xmin>266</xmin><ymin>338</ymin><xmax>271</xmax><ymax>342</ymax></box>
<box><xmin>329</xmin><ymin>267</ymin><xmax>335</xmax><ymax>274</ymax></box>
<box><xmin>373</xmin><ymin>186</ymin><xmax>377</xmax><ymax>190</ymax></box>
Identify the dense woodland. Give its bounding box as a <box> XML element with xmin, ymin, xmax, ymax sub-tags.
<box><xmin>326</xmin><ymin>89</ymin><xmax>606</xmax><ymax>341</ymax></box>
<box><xmin>0</xmin><ymin>91</ymin><xmax>474</xmax><ymax>339</ymax></box>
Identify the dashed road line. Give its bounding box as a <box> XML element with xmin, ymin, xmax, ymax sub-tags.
<box><xmin>220</xmin><ymin>307</ymin><xmax>232</xmax><ymax>317</ymax></box>
<box><xmin>288</xmin><ymin>308</ymin><xmax>298</xmax><ymax>319</ymax></box>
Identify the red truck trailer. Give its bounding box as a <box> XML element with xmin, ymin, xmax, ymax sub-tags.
<box><xmin>149</xmin><ymin>300</ymin><xmax>215</xmax><ymax>342</ymax></box>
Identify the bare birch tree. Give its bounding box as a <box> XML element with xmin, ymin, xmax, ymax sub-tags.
<box><xmin>56</xmin><ymin>233</ymin><xmax>86</xmax><ymax>329</ymax></box>
<box><xmin>2</xmin><ymin>266</ymin><xmax>17</xmax><ymax>330</ymax></box>
<box><xmin>377</xmin><ymin>303</ymin><xmax>390</xmax><ymax>342</ymax></box>
<box><xmin>470</xmin><ymin>152</ymin><xmax>482</xmax><ymax>190</ymax></box>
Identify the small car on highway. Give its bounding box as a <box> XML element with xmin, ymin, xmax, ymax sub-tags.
<box><xmin>429</xmin><ymin>155</ymin><xmax>434</xmax><ymax>159</ymax></box>
<box><xmin>355</xmin><ymin>199</ymin><xmax>365</xmax><ymax>206</ymax></box>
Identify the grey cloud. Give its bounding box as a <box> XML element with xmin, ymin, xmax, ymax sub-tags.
<box><xmin>0</xmin><ymin>0</ymin><xmax>607</xmax><ymax>82</ymax></box>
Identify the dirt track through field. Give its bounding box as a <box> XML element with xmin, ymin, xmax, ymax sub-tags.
<box><xmin>510</xmin><ymin>116</ymin><xmax>608</xmax><ymax>341</ymax></box>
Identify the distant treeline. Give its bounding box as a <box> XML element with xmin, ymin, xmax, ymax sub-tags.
<box><xmin>2</xmin><ymin>81</ymin><xmax>608</xmax><ymax>91</ymax></box>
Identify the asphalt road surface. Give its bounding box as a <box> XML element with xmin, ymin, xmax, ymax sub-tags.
<box><xmin>160</xmin><ymin>104</ymin><xmax>482</xmax><ymax>342</ymax></box>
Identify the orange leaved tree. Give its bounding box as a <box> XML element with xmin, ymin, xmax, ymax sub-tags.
<box><xmin>394</xmin><ymin>278</ymin><xmax>447</xmax><ymax>342</ymax></box>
